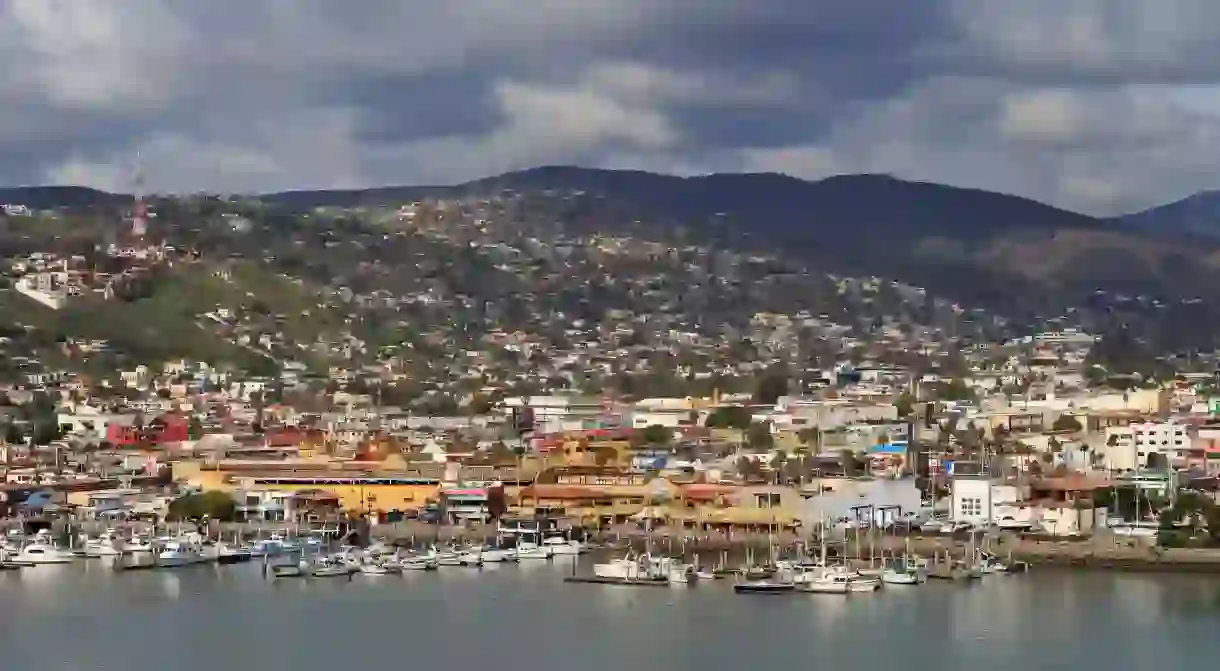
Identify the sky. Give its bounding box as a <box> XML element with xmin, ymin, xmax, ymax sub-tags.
<box><xmin>3</xmin><ymin>1</ymin><xmax>1220</xmax><ymax>215</ymax></box>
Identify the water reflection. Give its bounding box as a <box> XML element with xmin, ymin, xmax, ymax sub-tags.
<box><xmin>1</xmin><ymin>562</ymin><xmax>1219</xmax><ymax>671</ymax></box>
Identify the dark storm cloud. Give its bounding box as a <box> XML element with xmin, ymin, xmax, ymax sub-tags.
<box><xmin>5</xmin><ymin>0</ymin><xmax>1220</xmax><ymax>214</ymax></box>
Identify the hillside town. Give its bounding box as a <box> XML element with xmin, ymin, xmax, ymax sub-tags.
<box><xmin>1</xmin><ymin>326</ymin><xmax>1219</xmax><ymax>550</ymax></box>
<box><xmin>2</xmin><ymin>189</ymin><xmax>1220</xmax><ymax>556</ymax></box>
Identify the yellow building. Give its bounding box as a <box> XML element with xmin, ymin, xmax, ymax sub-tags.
<box><xmin>173</xmin><ymin>456</ymin><xmax>443</xmax><ymax>513</ymax></box>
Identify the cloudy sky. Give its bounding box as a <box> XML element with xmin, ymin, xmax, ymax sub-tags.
<box><xmin>3</xmin><ymin>1</ymin><xmax>1220</xmax><ymax>215</ymax></box>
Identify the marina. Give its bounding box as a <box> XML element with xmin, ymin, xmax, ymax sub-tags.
<box><xmin>1</xmin><ymin>555</ymin><xmax>1218</xmax><ymax>671</ymax></box>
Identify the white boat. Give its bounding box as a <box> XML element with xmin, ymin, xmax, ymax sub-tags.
<box><xmin>156</xmin><ymin>534</ymin><xmax>213</xmax><ymax>568</ymax></box>
<box><xmin>777</xmin><ymin>560</ymin><xmax>833</xmax><ymax>585</ymax></box>
<box><xmin>542</xmin><ymin>536</ymin><xmax>584</xmax><ymax>556</ymax></box>
<box><xmin>515</xmin><ymin>542</ymin><xmax>553</xmax><ymax>560</ymax></box>
<box><xmin>271</xmin><ymin>560</ymin><xmax>307</xmax><ymax>578</ymax></box>
<box><xmin>310</xmin><ymin>555</ymin><xmax>352</xmax><ymax>578</ymax></box>
<box><xmin>801</xmin><ymin>568</ymin><xmax>881</xmax><ymax>593</ymax></box>
<box><xmin>432</xmin><ymin>547</ymin><xmax>465</xmax><ymax>566</ymax></box>
<box><xmin>667</xmin><ymin>561</ymin><xmax>695</xmax><ymax>584</ymax></box>
<box><xmin>250</xmin><ymin>534</ymin><xmax>292</xmax><ymax>557</ymax></box>
<box><xmin>456</xmin><ymin>549</ymin><xmax>485</xmax><ymax>567</ymax></box>
<box><xmin>365</xmin><ymin>541</ymin><xmax>396</xmax><ymax>557</ymax></box>
<box><xmin>881</xmin><ymin>566</ymin><xmax>927</xmax><ymax>585</ymax></box>
<box><xmin>477</xmin><ymin>547</ymin><xmax>517</xmax><ymax>563</ymax></box>
<box><xmin>121</xmin><ymin>535</ymin><xmax>155</xmax><ymax>554</ymax></box>
<box><xmin>594</xmin><ymin>555</ymin><xmax>648</xmax><ymax>580</ymax></box>
<box><xmin>800</xmin><ymin>574</ymin><xmax>852</xmax><ymax>594</ymax></box>
<box><xmin>399</xmin><ymin>555</ymin><xmax>439</xmax><ymax>571</ymax></box>
<box><xmin>359</xmin><ymin>560</ymin><xmax>399</xmax><ymax>576</ymax></box>
<box><xmin>14</xmin><ymin>533</ymin><xmax>76</xmax><ymax>565</ymax></box>
<box><xmin>83</xmin><ymin>529</ymin><xmax>123</xmax><ymax>557</ymax></box>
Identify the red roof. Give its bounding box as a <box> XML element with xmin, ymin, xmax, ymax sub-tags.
<box><xmin>678</xmin><ymin>484</ymin><xmax>738</xmax><ymax>501</ymax></box>
<box><xmin>516</xmin><ymin>485</ymin><xmax>615</xmax><ymax>500</ymax></box>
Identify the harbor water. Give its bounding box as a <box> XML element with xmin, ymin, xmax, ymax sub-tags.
<box><xmin>2</xmin><ymin>559</ymin><xmax>1220</xmax><ymax>670</ymax></box>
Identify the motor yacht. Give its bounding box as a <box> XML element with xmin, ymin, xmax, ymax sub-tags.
<box><xmin>801</xmin><ymin>567</ymin><xmax>881</xmax><ymax>593</ymax></box>
<box><xmin>83</xmin><ymin>529</ymin><xmax>123</xmax><ymax>558</ymax></box>
<box><xmin>515</xmin><ymin>541</ymin><xmax>554</xmax><ymax>560</ymax></box>
<box><xmin>121</xmin><ymin>534</ymin><xmax>155</xmax><ymax>554</ymax></box>
<box><xmin>541</xmin><ymin>535</ymin><xmax>584</xmax><ymax>556</ymax></box>
<box><xmin>309</xmin><ymin>555</ymin><xmax>352</xmax><ymax>578</ymax></box>
<box><xmin>14</xmin><ymin>531</ymin><xmax>76</xmax><ymax>565</ymax></box>
<box><xmin>156</xmin><ymin>534</ymin><xmax>213</xmax><ymax>568</ymax></box>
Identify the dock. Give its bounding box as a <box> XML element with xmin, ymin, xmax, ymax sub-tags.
<box><xmin>563</xmin><ymin>575</ymin><xmax>673</xmax><ymax>587</ymax></box>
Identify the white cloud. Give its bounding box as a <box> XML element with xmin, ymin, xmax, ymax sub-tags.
<box><xmin>10</xmin><ymin>1</ymin><xmax>1220</xmax><ymax>214</ymax></box>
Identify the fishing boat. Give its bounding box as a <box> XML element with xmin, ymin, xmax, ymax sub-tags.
<box><xmin>270</xmin><ymin>559</ymin><xmax>307</xmax><ymax>578</ymax></box>
<box><xmin>399</xmin><ymin>555</ymin><xmax>439</xmax><ymax>571</ymax></box>
<box><xmin>542</xmin><ymin>535</ymin><xmax>584</xmax><ymax>556</ymax></box>
<box><xmin>358</xmin><ymin>557</ymin><xmax>400</xmax><ymax>575</ymax></box>
<box><xmin>249</xmin><ymin>534</ymin><xmax>289</xmax><ymax>557</ymax></box>
<box><xmin>14</xmin><ymin>531</ymin><xmax>76</xmax><ymax>565</ymax></box>
<box><xmin>456</xmin><ymin>548</ymin><xmax>485</xmax><ymax>567</ymax></box>
<box><xmin>121</xmin><ymin>534</ymin><xmax>155</xmax><ymax>554</ymax></box>
<box><xmin>82</xmin><ymin>529</ymin><xmax>123</xmax><ymax>558</ymax></box>
<box><xmin>156</xmin><ymin>534</ymin><xmax>213</xmax><ymax>568</ymax></box>
<box><xmin>216</xmin><ymin>543</ymin><xmax>253</xmax><ymax>565</ymax></box>
<box><xmin>476</xmin><ymin>546</ymin><xmax>518</xmax><ymax>563</ymax></box>
<box><xmin>309</xmin><ymin>555</ymin><xmax>352</xmax><ymax>578</ymax></box>
<box><xmin>515</xmin><ymin>541</ymin><xmax>554</xmax><ymax>560</ymax></box>
<box><xmin>734</xmin><ymin>579</ymin><xmax>795</xmax><ymax>594</ymax></box>
<box><xmin>593</xmin><ymin>553</ymin><xmax>650</xmax><ymax>580</ymax></box>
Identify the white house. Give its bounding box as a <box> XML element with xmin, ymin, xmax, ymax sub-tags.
<box><xmin>1102</xmin><ymin>422</ymin><xmax>1188</xmax><ymax>471</ymax></box>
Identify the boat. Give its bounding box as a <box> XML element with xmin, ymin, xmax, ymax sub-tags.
<box><xmin>800</xmin><ymin>566</ymin><xmax>881</xmax><ymax>593</ymax></box>
<box><xmin>542</xmin><ymin>535</ymin><xmax>584</xmax><ymax>556</ymax></box>
<box><xmin>881</xmin><ymin>556</ymin><xmax>928</xmax><ymax>585</ymax></box>
<box><xmin>270</xmin><ymin>559</ymin><xmax>307</xmax><ymax>578</ymax></box>
<box><xmin>476</xmin><ymin>547</ymin><xmax>518</xmax><ymax>563</ymax></box>
<box><xmin>734</xmin><ymin>579</ymin><xmax>795</xmax><ymax>594</ymax></box>
<box><xmin>456</xmin><ymin>549</ymin><xmax>485</xmax><ymax>567</ymax></box>
<box><xmin>250</xmin><ymin>534</ymin><xmax>293</xmax><ymax>558</ymax></box>
<box><xmin>593</xmin><ymin>554</ymin><xmax>650</xmax><ymax>580</ymax></box>
<box><xmin>309</xmin><ymin>555</ymin><xmax>352</xmax><ymax>578</ymax></box>
<box><xmin>121</xmin><ymin>534</ymin><xmax>155</xmax><ymax>554</ymax></box>
<box><xmin>358</xmin><ymin>563</ymin><xmax>393</xmax><ymax>576</ymax></box>
<box><xmin>82</xmin><ymin>529</ymin><xmax>123</xmax><ymax>558</ymax></box>
<box><xmin>157</xmin><ymin>535</ymin><xmax>213</xmax><ymax>568</ymax></box>
<box><xmin>14</xmin><ymin>532</ymin><xmax>76</xmax><ymax>565</ymax></box>
<box><xmin>216</xmin><ymin>543</ymin><xmax>253</xmax><ymax>564</ymax></box>
<box><xmin>399</xmin><ymin>555</ymin><xmax>439</xmax><ymax>571</ymax></box>
<box><xmin>365</xmin><ymin>540</ymin><xmax>396</xmax><ymax>557</ymax></box>
<box><xmin>515</xmin><ymin>541</ymin><xmax>554</xmax><ymax>560</ymax></box>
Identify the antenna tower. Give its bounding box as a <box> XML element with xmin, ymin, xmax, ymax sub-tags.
<box><xmin>130</xmin><ymin>152</ymin><xmax>148</xmax><ymax>239</ymax></box>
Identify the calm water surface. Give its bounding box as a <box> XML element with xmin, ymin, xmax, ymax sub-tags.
<box><xmin>2</xmin><ymin>559</ymin><xmax>1220</xmax><ymax>670</ymax></box>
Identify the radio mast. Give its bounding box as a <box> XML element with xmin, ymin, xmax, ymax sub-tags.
<box><xmin>130</xmin><ymin>152</ymin><xmax>148</xmax><ymax>239</ymax></box>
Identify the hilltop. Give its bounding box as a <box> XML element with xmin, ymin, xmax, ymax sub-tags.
<box><xmin>6</xmin><ymin>167</ymin><xmax>1220</xmax><ymax>357</ymax></box>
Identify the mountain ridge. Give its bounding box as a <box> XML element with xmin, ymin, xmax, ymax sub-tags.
<box><xmin>2</xmin><ymin>166</ymin><xmax>1216</xmax><ymax>300</ymax></box>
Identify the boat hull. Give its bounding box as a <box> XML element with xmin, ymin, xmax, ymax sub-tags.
<box><xmin>218</xmin><ymin>552</ymin><xmax>252</xmax><ymax>565</ymax></box>
<box><xmin>734</xmin><ymin>581</ymin><xmax>795</xmax><ymax>594</ymax></box>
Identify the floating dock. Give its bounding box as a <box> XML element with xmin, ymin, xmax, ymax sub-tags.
<box><xmin>563</xmin><ymin>575</ymin><xmax>673</xmax><ymax>587</ymax></box>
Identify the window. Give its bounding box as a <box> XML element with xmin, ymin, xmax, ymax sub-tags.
<box><xmin>959</xmin><ymin>496</ymin><xmax>984</xmax><ymax>518</ymax></box>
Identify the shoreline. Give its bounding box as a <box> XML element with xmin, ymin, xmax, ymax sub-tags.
<box><xmin>53</xmin><ymin>520</ymin><xmax>1220</xmax><ymax>574</ymax></box>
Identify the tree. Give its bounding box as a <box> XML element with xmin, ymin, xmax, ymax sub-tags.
<box><xmin>187</xmin><ymin>415</ymin><xmax>204</xmax><ymax>440</ymax></box>
<box><xmin>735</xmin><ymin>455</ymin><xmax>763</xmax><ymax>479</ymax></box>
<box><xmin>167</xmin><ymin>491</ymin><xmax>236</xmax><ymax>521</ymax></box>
<box><xmin>1145</xmin><ymin>452</ymin><xmax>1168</xmax><ymax>471</ymax></box>
<box><xmin>705</xmin><ymin>405</ymin><xmax>752</xmax><ymax>430</ymax></box>
<box><xmin>1051</xmin><ymin>414</ymin><xmax>1083</xmax><ymax>433</ymax></box>
<box><xmin>753</xmin><ymin>372</ymin><xmax>789</xmax><ymax>406</ymax></box>
<box><xmin>637</xmin><ymin>424</ymin><xmax>673</xmax><ymax>446</ymax></box>
<box><xmin>745</xmin><ymin>422</ymin><xmax>773</xmax><ymax>451</ymax></box>
<box><xmin>894</xmin><ymin>393</ymin><xmax>914</xmax><ymax>418</ymax></box>
<box><xmin>839</xmin><ymin>448</ymin><xmax>860</xmax><ymax>477</ymax></box>
<box><xmin>486</xmin><ymin>484</ymin><xmax>508</xmax><ymax>520</ymax></box>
